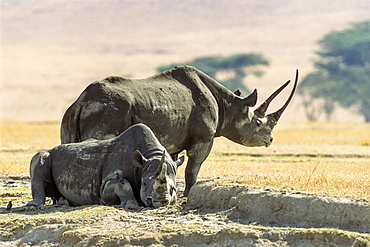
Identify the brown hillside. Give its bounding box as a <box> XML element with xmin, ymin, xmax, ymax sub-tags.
<box><xmin>1</xmin><ymin>0</ymin><xmax>369</xmax><ymax>121</ymax></box>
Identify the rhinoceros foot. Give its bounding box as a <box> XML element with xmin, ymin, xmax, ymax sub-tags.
<box><xmin>115</xmin><ymin>199</ymin><xmax>140</xmax><ymax>210</ymax></box>
<box><xmin>56</xmin><ymin>197</ymin><xmax>70</xmax><ymax>206</ymax></box>
<box><xmin>26</xmin><ymin>199</ymin><xmax>44</xmax><ymax>207</ymax></box>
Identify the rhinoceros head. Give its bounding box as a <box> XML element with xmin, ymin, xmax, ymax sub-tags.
<box><xmin>224</xmin><ymin>70</ymin><xmax>298</xmax><ymax>147</ymax></box>
<box><xmin>132</xmin><ymin>150</ymin><xmax>184</xmax><ymax>208</ymax></box>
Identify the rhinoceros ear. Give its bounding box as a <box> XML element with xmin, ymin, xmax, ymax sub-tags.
<box><xmin>234</xmin><ymin>89</ymin><xmax>241</xmax><ymax>96</ymax></box>
<box><xmin>175</xmin><ymin>156</ymin><xmax>185</xmax><ymax>168</ymax></box>
<box><xmin>242</xmin><ymin>89</ymin><xmax>258</xmax><ymax>107</ymax></box>
<box><xmin>132</xmin><ymin>150</ymin><xmax>147</xmax><ymax>168</ymax></box>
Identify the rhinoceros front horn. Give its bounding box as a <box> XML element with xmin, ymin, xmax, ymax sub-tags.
<box><xmin>254</xmin><ymin>69</ymin><xmax>298</xmax><ymax>119</ymax></box>
<box><xmin>267</xmin><ymin>69</ymin><xmax>299</xmax><ymax>121</ymax></box>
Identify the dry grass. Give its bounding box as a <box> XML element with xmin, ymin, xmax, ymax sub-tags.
<box><xmin>182</xmin><ymin>122</ymin><xmax>370</xmax><ymax>200</ymax></box>
<box><xmin>1</xmin><ymin>121</ymin><xmax>369</xmax><ymax>200</ymax></box>
<box><xmin>0</xmin><ymin>121</ymin><xmax>60</xmax><ymax>174</ymax></box>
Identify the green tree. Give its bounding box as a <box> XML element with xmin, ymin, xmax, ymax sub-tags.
<box><xmin>157</xmin><ymin>53</ymin><xmax>269</xmax><ymax>94</ymax></box>
<box><xmin>298</xmin><ymin>21</ymin><xmax>370</xmax><ymax>122</ymax></box>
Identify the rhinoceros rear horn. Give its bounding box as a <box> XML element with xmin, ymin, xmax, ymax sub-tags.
<box><xmin>155</xmin><ymin>152</ymin><xmax>168</xmax><ymax>184</ymax></box>
<box><xmin>157</xmin><ymin>163</ymin><xmax>168</xmax><ymax>183</ymax></box>
<box><xmin>154</xmin><ymin>150</ymin><xmax>167</xmax><ymax>178</ymax></box>
<box><xmin>267</xmin><ymin>69</ymin><xmax>299</xmax><ymax>121</ymax></box>
<box><xmin>254</xmin><ymin>79</ymin><xmax>291</xmax><ymax>118</ymax></box>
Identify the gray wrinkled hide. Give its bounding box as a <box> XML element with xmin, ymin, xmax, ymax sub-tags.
<box><xmin>27</xmin><ymin>124</ymin><xmax>182</xmax><ymax>207</ymax></box>
<box><xmin>61</xmin><ymin>66</ymin><xmax>297</xmax><ymax>195</ymax></box>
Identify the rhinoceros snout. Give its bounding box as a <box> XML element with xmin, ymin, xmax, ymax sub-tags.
<box><xmin>147</xmin><ymin>195</ymin><xmax>173</xmax><ymax>208</ymax></box>
<box><xmin>146</xmin><ymin>197</ymin><xmax>153</xmax><ymax>207</ymax></box>
<box><xmin>265</xmin><ymin>137</ymin><xmax>273</xmax><ymax>147</ymax></box>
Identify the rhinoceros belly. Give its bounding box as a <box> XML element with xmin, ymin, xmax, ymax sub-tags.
<box><xmin>53</xmin><ymin>165</ymin><xmax>102</xmax><ymax>205</ymax></box>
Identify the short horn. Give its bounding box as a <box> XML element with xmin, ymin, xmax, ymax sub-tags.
<box><xmin>268</xmin><ymin>69</ymin><xmax>299</xmax><ymax>121</ymax></box>
<box><xmin>158</xmin><ymin>163</ymin><xmax>167</xmax><ymax>181</ymax></box>
<box><xmin>155</xmin><ymin>159</ymin><xmax>168</xmax><ymax>184</ymax></box>
<box><xmin>254</xmin><ymin>80</ymin><xmax>291</xmax><ymax>118</ymax></box>
<box><xmin>154</xmin><ymin>150</ymin><xmax>166</xmax><ymax>177</ymax></box>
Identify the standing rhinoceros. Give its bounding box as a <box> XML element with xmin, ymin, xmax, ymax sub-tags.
<box><xmin>27</xmin><ymin>123</ymin><xmax>184</xmax><ymax>208</ymax></box>
<box><xmin>61</xmin><ymin>66</ymin><xmax>298</xmax><ymax>196</ymax></box>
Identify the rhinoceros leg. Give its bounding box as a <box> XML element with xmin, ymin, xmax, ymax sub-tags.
<box><xmin>184</xmin><ymin>138</ymin><xmax>214</xmax><ymax>196</ymax></box>
<box><xmin>115</xmin><ymin>180</ymin><xmax>139</xmax><ymax>208</ymax></box>
<box><xmin>27</xmin><ymin>151</ymin><xmax>53</xmax><ymax>207</ymax></box>
<box><xmin>100</xmin><ymin>170</ymin><xmax>139</xmax><ymax>208</ymax></box>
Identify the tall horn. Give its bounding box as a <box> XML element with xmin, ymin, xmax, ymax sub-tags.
<box><xmin>267</xmin><ymin>69</ymin><xmax>299</xmax><ymax>121</ymax></box>
<box><xmin>254</xmin><ymin>80</ymin><xmax>291</xmax><ymax>118</ymax></box>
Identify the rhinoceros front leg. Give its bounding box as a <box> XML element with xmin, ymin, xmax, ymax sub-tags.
<box><xmin>184</xmin><ymin>138</ymin><xmax>214</xmax><ymax>196</ymax></box>
<box><xmin>27</xmin><ymin>151</ymin><xmax>53</xmax><ymax>207</ymax></box>
<box><xmin>116</xmin><ymin>180</ymin><xmax>139</xmax><ymax>209</ymax></box>
<box><xmin>100</xmin><ymin>170</ymin><xmax>139</xmax><ymax>208</ymax></box>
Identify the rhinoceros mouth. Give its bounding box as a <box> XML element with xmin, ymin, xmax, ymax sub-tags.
<box><xmin>145</xmin><ymin>195</ymin><xmax>173</xmax><ymax>208</ymax></box>
<box><xmin>146</xmin><ymin>197</ymin><xmax>153</xmax><ymax>207</ymax></box>
<box><xmin>149</xmin><ymin>189</ymin><xmax>175</xmax><ymax>208</ymax></box>
<box><xmin>265</xmin><ymin>142</ymin><xmax>271</xmax><ymax>147</ymax></box>
<box><xmin>264</xmin><ymin>138</ymin><xmax>273</xmax><ymax>147</ymax></box>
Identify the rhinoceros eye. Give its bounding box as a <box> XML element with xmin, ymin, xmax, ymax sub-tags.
<box><xmin>143</xmin><ymin>182</ymin><xmax>148</xmax><ymax>191</ymax></box>
<box><xmin>256</xmin><ymin>119</ymin><xmax>262</xmax><ymax>126</ymax></box>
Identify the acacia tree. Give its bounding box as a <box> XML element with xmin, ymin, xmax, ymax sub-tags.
<box><xmin>298</xmin><ymin>21</ymin><xmax>370</xmax><ymax>122</ymax></box>
<box><xmin>156</xmin><ymin>53</ymin><xmax>269</xmax><ymax>94</ymax></box>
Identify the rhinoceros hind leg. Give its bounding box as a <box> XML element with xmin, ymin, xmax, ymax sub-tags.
<box><xmin>27</xmin><ymin>151</ymin><xmax>53</xmax><ymax>207</ymax></box>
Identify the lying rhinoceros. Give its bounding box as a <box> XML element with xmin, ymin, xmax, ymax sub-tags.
<box><xmin>27</xmin><ymin>123</ymin><xmax>184</xmax><ymax>208</ymax></box>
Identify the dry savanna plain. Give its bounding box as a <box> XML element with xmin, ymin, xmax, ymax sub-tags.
<box><xmin>0</xmin><ymin>120</ymin><xmax>369</xmax><ymax>246</ymax></box>
<box><xmin>1</xmin><ymin>1</ymin><xmax>370</xmax><ymax>245</ymax></box>
<box><xmin>1</xmin><ymin>121</ymin><xmax>369</xmax><ymax>200</ymax></box>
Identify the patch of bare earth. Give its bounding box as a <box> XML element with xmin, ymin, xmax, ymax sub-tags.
<box><xmin>0</xmin><ymin>176</ymin><xmax>369</xmax><ymax>246</ymax></box>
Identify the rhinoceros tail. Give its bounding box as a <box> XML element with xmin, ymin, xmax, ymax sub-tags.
<box><xmin>60</xmin><ymin>102</ymin><xmax>82</xmax><ymax>144</ymax></box>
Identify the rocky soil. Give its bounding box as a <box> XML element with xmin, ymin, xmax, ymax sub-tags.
<box><xmin>0</xmin><ymin>175</ymin><xmax>369</xmax><ymax>246</ymax></box>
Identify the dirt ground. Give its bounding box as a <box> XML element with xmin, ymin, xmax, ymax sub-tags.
<box><xmin>0</xmin><ymin>175</ymin><xmax>369</xmax><ymax>247</ymax></box>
